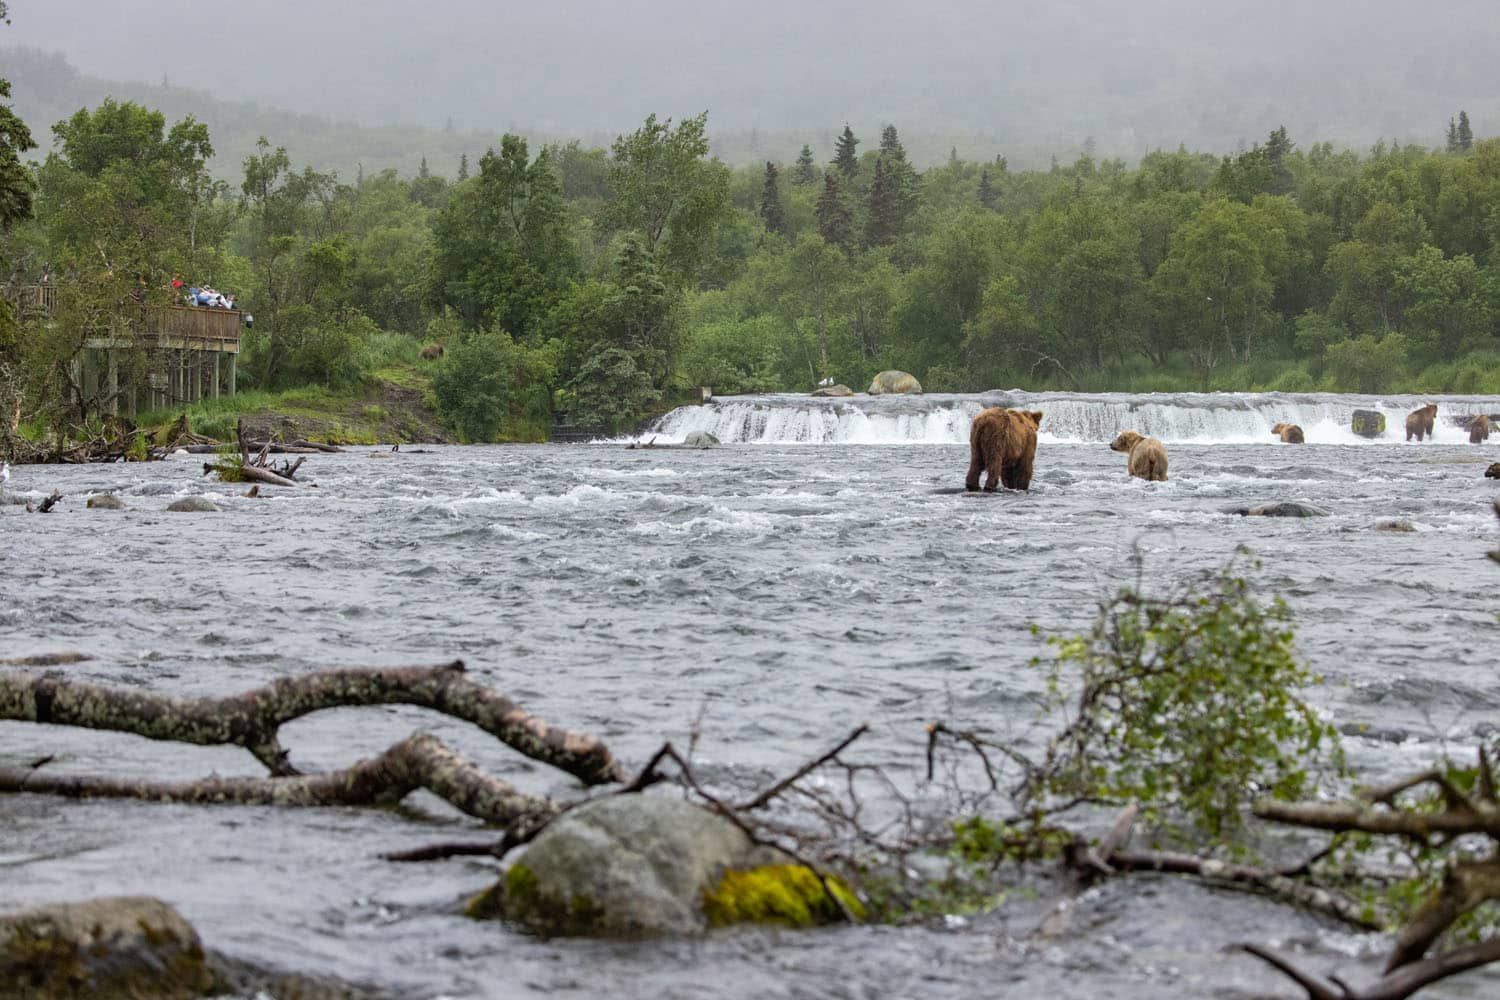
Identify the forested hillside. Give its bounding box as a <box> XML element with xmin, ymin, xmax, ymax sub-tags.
<box><xmin>2</xmin><ymin>88</ymin><xmax>1499</xmax><ymax>445</ymax></box>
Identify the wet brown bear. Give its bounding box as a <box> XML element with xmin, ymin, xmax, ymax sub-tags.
<box><xmin>1469</xmin><ymin>414</ymin><xmax>1490</xmax><ymax>444</ymax></box>
<box><xmin>1405</xmin><ymin>403</ymin><xmax>1438</xmax><ymax>441</ymax></box>
<box><xmin>419</xmin><ymin>343</ymin><xmax>445</xmax><ymax>361</ymax></box>
<box><xmin>1109</xmin><ymin>430</ymin><xmax>1169</xmax><ymax>482</ymax></box>
<box><xmin>966</xmin><ymin>408</ymin><xmax>1043</xmax><ymax>492</ymax></box>
<box><xmin>1271</xmin><ymin>422</ymin><xmax>1304</xmax><ymax>444</ymax></box>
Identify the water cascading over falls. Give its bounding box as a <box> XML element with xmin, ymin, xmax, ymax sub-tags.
<box><xmin>646</xmin><ymin>391</ymin><xmax>1500</xmax><ymax>446</ymax></box>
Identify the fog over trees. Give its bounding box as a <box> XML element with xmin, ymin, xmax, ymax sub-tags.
<box><xmin>3</xmin><ymin>0</ymin><xmax>1498</xmax><ymax>165</ymax></box>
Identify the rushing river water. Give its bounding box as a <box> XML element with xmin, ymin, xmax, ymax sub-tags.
<box><xmin>2</xmin><ymin>390</ymin><xmax>1499</xmax><ymax>999</ymax></box>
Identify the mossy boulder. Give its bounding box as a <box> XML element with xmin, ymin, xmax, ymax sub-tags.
<box><xmin>811</xmin><ymin>384</ymin><xmax>854</xmax><ymax>397</ymax></box>
<box><xmin>0</xmin><ymin>896</ymin><xmax>212</xmax><ymax>1000</ymax></box>
<box><xmin>86</xmin><ymin>494</ymin><xmax>126</xmax><ymax>510</ymax></box>
<box><xmin>867</xmin><ymin>370</ymin><xmax>923</xmax><ymax>395</ymax></box>
<box><xmin>471</xmin><ymin>795</ymin><xmax>853</xmax><ymax>937</ymax></box>
<box><xmin>1351</xmin><ymin>409</ymin><xmax>1386</xmax><ymax>438</ymax></box>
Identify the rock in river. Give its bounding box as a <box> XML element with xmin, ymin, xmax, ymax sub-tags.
<box><xmin>86</xmin><ymin>494</ymin><xmax>125</xmax><ymax>510</ymax></box>
<box><xmin>682</xmin><ymin>431</ymin><xmax>721</xmax><ymax>449</ymax></box>
<box><xmin>1350</xmin><ymin>409</ymin><xmax>1386</xmax><ymax>438</ymax></box>
<box><xmin>0</xmin><ymin>896</ymin><xmax>213</xmax><ymax>1000</ymax></box>
<box><xmin>1224</xmin><ymin>501</ymin><xmax>1328</xmax><ymax>518</ymax></box>
<box><xmin>470</xmin><ymin>794</ymin><xmax>858</xmax><ymax>937</ymax></box>
<box><xmin>810</xmin><ymin>384</ymin><xmax>854</xmax><ymax>397</ymax></box>
<box><xmin>166</xmin><ymin>496</ymin><xmax>221</xmax><ymax>512</ymax></box>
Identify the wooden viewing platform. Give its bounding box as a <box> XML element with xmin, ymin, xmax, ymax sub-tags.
<box><xmin>11</xmin><ymin>283</ymin><xmax>244</xmax><ymax>415</ymax></box>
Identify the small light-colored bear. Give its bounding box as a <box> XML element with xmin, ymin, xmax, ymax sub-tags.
<box><xmin>419</xmin><ymin>343</ymin><xmax>445</xmax><ymax>361</ymax></box>
<box><xmin>1109</xmin><ymin>430</ymin><xmax>1169</xmax><ymax>482</ymax></box>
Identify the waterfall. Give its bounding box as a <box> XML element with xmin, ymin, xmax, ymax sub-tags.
<box><xmin>644</xmin><ymin>392</ymin><xmax>1500</xmax><ymax>445</ymax></box>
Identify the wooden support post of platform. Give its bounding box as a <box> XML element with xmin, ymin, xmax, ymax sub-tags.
<box><xmin>212</xmin><ymin>352</ymin><xmax>221</xmax><ymax>399</ymax></box>
<box><xmin>228</xmin><ymin>352</ymin><xmax>237</xmax><ymax>396</ymax></box>
<box><xmin>107</xmin><ymin>351</ymin><xmax>122</xmax><ymax>418</ymax></box>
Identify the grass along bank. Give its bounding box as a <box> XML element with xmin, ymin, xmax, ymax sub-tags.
<box><xmin>135</xmin><ymin>365</ymin><xmax>449</xmax><ymax>447</ymax></box>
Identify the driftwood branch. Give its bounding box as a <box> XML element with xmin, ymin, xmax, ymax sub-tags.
<box><xmin>0</xmin><ymin>732</ymin><xmax>559</xmax><ymax>831</ymax></box>
<box><xmin>0</xmin><ymin>660</ymin><xmax>625</xmax><ymax>784</ymax></box>
<box><xmin>1247</xmin><ymin>753</ymin><xmax>1500</xmax><ymax>998</ymax></box>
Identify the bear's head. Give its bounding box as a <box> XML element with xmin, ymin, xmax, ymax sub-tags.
<box><xmin>1271</xmin><ymin>423</ymin><xmax>1287</xmax><ymax>436</ymax></box>
<box><xmin>1020</xmin><ymin>410</ymin><xmax>1044</xmax><ymax>429</ymax></box>
<box><xmin>1421</xmin><ymin>403</ymin><xmax>1438</xmax><ymax>418</ymax></box>
<box><xmin>1110</xmin><ymin>430</ymin><xmax>1143</xmax><ymax>453</ymax></box>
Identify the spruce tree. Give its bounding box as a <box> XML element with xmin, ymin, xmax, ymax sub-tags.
<box><xmin>977</xmin><ymin>169</ymin><xmax>998</xmax><ymax>210</ymax></box>
<box><xmin>759</xmin><ymin>160</ymin><xmax>788</xmax><ymax>237</ymax></box>
<box><xmin>815</xmin><ymin>172</ymin><xmax>854</xmax><ymax>252</ymax></box>
<box><xmin>832</xmin><ymin>125</ymin><xmax>860</xmax><ymax>180</ymax></box>
<box><xmin>864</xmin><ymin>158</ymin><xmax>898</xmax><ymax>247</ymax></box>
<box><xmin>879</xmin><ymin>124</ymin><xmax>906</xmax><ymax>160</ymax></box>
<box><xmin>458</xmin><ymin>153</ymin><xmax>469</xmax><ymax>181</ymax></box>
<box><xmin>1458</xmin><ymin>111</ymin><xmax>1474</xmax><ymax>151</ymax></box>
<box><xmin>793</xmin><ymin>144</ymin><xmax>817</xmax><ymax>185</ymax></box>
<box><xmin>876</xmin><ymin>122</ymin><xmax>919</xmax><ymax>226</ymax></box>
<box><xmin>419</xmin><ymin>155</ymin><xmax>431</xmax><ymax>179</ymax></box>
<box><xmin>1264</xmin><ymin>125</ymin><xmax>1293</xmax><ymax>195</ymax></box>
<box><xmin>1446</xmin><ymin>117</ymin><xmax>1459</xmax><ymax>153</ymax></box>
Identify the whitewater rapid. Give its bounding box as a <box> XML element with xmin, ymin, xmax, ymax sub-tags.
<box><xmin>648</xmin><ymin>391</ymin><xmax>1500</xmax><ymax>446</ymax></box>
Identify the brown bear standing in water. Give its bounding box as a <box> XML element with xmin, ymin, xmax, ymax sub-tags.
<box><xmin>419</xmin><ymin>343</ymin><xmax>445</xmax><ymax>361</ymax></box>
<box><xmin>1405</xmin><ymin>403</ymin><xmax>1438</xmax><ymax>441</ymax></box>
<box><xmin>1109</xmin><ymin>430</ymin><xmax>1169</xmax><ymax>481</ymax></box>
<box><xmin>1470</xmin><ymin>414</ymin><xmax>1491</xmax><ymax>444</ymax></box>
<box><xmin>1271</xmin><ymin>422</ymin><xmax>1305</xmax><ymax>444</ymax></box>
<box><xmin>966</xmin><ymin>408</ymin><xmax>1043</xmax><ymax>492</ymax></box>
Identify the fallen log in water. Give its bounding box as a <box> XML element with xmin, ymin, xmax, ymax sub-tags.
<box><xmin>202</xmin><ymin>462</ymin><xmax>301</xmax><ymax>487</ymax></box>
<box><xmin>0</xmin><ymin>661</ymin><xmax>625</xmax><ymax>839</ymax></box>
<box><xmin>0</xmin><ymin>660</ymin><xmax>626</xmax><ymax>782</ymax></box>
<box><xmin>0</xmin><ymin>732</ymin><xmax>559</xmax><ymax>831</ymax></box>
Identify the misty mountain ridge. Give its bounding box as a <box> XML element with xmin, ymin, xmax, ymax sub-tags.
<box><xmin>2</xmin><ymin>0</ymin><xmax>1497</xmax><ymax>183</ymax></box>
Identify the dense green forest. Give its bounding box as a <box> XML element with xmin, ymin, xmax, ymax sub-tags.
<box><xmin>2</xmin><ymin>69</ymin><xmax>1499</xmax><ymax>443</ymax></box>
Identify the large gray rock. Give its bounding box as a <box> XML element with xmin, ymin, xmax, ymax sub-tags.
<box><xmin>472</xmin><ymin>795</ymin><xmax>850</xmax><ymax>938</ymax></box>
<box><xmin>1225</xmin><ymin>501</ymin><xmax>1328</xmax><ymax>518</ymax></box>
<box><xmin>810</xmin><ymin>384</ymin><xmax>854</xmax><ymax>397</ymax></box>
<box><xmin>682</xmin><ymin>431</ymin><xmax>721</xmax><ymax>449</ymax></box>
<box><xmin>86</xmin><ymin>494</ymin><xmax>125</xmax><ymax>510</ymax></box>
<box><xmin>166</xmin><ymin>496</ymin><xmax>220</xmax><ymax>512</ymax></box>
<box><xmin>867</xmin><ymin>370</ymin><xmax>923</xmax><ymax>395</ymax></box>
<box><xmin>0</xmin><ymin>896</ymin><xmax>212</xmax><ymax>1000</ymax></box>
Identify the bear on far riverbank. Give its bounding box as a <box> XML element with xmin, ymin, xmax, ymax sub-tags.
<box><xmin>966</xmin><ymin>408</ymin><xmax>1043</xmax><ymax>492</ymax></box>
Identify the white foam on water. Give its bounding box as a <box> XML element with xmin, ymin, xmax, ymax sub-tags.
<box><xmin>646</xmin><ymin>392</ymin><xmax>1500</xmax><ymax>447</ymax></box>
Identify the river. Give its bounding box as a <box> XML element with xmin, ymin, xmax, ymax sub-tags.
<box><xmin>2</xmin><ymin>390</ymin><xmax>1498</xmax><ymax>998</ymax></box>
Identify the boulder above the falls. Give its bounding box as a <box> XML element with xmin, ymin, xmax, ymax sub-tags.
<box><xmin>0</xmin><ymin>896</ymin><xmax>213</xmax><ymax>1000</ymax></box>
<box><xmin>867</xmin><ymin>370</ymin><xmax>923</xmax><ymax>395</ymax></box>
<box><xmin>682</xmin><ymin>431</ymin><xmax>721</xmax><ymax>449</ymax></box>
<box><xmin>811</xmin><ymin>384</ymin><xmax>854</xmax><ymax>397</ymax></box>
<box><xmin>470</xmin><ymin>794</ymin><xmax>858</xmax><ymax>937</ymax></box>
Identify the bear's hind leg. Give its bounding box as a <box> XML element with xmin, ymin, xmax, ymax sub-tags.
<box><xmin>966</xmin><ymin>449</ymin><xmax>984</xmax><ymax>492</ymax></box>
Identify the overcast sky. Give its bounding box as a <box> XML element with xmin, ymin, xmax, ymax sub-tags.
<box><xmin>4</xmin><ymin>0</ymin><xmax>1497</xmax><ymax>149</ymax></box>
